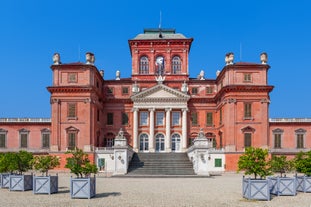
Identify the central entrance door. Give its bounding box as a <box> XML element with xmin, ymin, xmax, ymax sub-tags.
<box><xmin>155</xmin><ymin>133</ymin><xmax>165</xmax><ymax>152</ymax></box>
<box><xmin>171</xmin><ymin>133</ymin><xmax>181</xmax><ymax>152</ymax></box>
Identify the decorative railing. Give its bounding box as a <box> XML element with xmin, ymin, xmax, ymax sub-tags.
<box><xmin>0</xmin><ymin>148</ymin><xmax>50</xmax><ymax>153</ymax></box>
<box><xmin>269</xmin><ymin>118</ymin><xmax>311</xmax><ymax>123</ymax></box>
<box><xmin>95</xmin><ymin>147</ymin><xmax>114</xmax><ymax>152</ymax></box>
<box><xmin>0</xmin><ymin>118</ymin><xmax>51</xmax><ymax>123</ymax></box>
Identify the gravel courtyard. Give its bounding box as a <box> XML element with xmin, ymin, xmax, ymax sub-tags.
<box><xmin>0</xmin><ymin>173</ymin><xmax>310</xmax><ymax>207</ymax></box>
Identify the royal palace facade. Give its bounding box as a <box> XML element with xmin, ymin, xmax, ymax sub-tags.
<box><xmin>1</xmin><ymin>28</ymin><xmax>311</xmax><ymax>173</ymax></box>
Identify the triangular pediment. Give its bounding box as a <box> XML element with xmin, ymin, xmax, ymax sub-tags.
<box><xmin>131</xmin><ymin>83</ymin><xmax>190</xmax><ymax>102</ymax></box>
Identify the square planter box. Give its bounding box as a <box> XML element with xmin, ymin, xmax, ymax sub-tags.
<box><xmin>296</xmin><ymin>176</ymin><xmax>311</xmax><ymax>193</ymax></box>
<box><xmin>0</xmin><ymin>173</ymin><xmax>11</xmax><ymax>188</ymax></box>
<box><xmin>33</xmin><ymin>175</ymin><xmax>58</xmax><ymax>194</ymax></box>
<box><xmin>270</xmin><ymin>176</ymin><xmax>297</xmax><ymax>196</ymax></box>
<box><xmin>70</xmin><ymin>177</ymin><xmax>96</xmax><ymax>199</ymax></box>
<box><xmin>9</xmin><ymin>174</ymin><xmax>33</xmax><ymax>191</ymax></box>
<box><xmin>242</xmin><ymin>177</ymin><xmax>270</xmax><ymax>201</ymax></box>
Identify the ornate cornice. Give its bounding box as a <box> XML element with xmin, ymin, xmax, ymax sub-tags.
<box><xmin>215</xmin><ymin>85</ymin><xmax>274</xmax><ymax>101</ymax></box>
<box><xmin>47</xmin><ymin>86</ymin><xmax>93</xmax><ymax>93</ymax></box>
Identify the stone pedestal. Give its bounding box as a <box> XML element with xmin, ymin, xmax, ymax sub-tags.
<box><xmin>187</xmin><ymin>129</ymin><xmax>213</xmax><ymax>176</ymax></box>
<box><xmin>112</xmin><ymin>128</ymin><xmax>133</xmax><ymax>175</ymax></box>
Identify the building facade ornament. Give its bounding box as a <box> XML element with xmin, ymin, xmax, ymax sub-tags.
<box><xmin>52</xmin><ymin>53</ymin><xmax>61</xmax><ymax>65</ymax></box>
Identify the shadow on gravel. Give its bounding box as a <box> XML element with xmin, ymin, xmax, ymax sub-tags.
<box><xmin>57</xmin><ymin>186</ymin><xmax>70</xmax><ymax>194</ymax></box>
<box><xmin>95</xmin><ymin>192</ymin><xmax>121</xmax><ymax>198</ymax></box>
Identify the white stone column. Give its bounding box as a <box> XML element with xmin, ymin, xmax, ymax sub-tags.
<box><xmin>165</xmin><ymin>108</ymin><xmax>171</xmax><ymax>152</ymax></box>
<box><xmin>133</xmin><ymin>108</ymin><xmax>139</xmax><ymax>152</ymax></box>
<box><xmin>182</xmin><ymin>108</ymin><xmax>188</xmax><ymax>151</ymax></box>
<box><xmin>149</xmin><ymin>108</ymin><xmax>155</xmax><ymax>152</ymax></box>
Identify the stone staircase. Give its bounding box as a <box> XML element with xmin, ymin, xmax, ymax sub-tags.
<box><xmin>126</xmin><ymin>153</ymin><xmax>195</xmax><ymax>176</ymax></box>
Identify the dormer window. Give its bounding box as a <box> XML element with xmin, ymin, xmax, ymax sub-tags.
<box><xmin>172</xmin><ymin>56</ymin><xmax>181</xmax><ymax>74</ymax></box>
<box><xmin>139</xmin><ymin>56</ymin><xmax>149</xmax><ymax>74</ymax></box>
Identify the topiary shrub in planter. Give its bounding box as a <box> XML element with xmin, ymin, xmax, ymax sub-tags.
<box><xmin>9</xmin><ymin>151</ymin><xmax>34</xmax><ymax>191</ymax></box>
<box><xmin>238</xmin><ymin>147</ymin><xmax>272</xmax><ymax>201</ymax></box>
<box><xmin>65</xmin><ymin>148</ymin><xmax>98</xmax><ymax>199</ymax></box>
<box><xmin>32</xmin><ymin>155</ymin><xmax>60</xmax><ymax>194</ymax></box>
<box><xmin>295</xmin><ymin>151</ymin><xmax>311</xmax><ymax>193</ymax></box>
<box><xmin>269</xmin><ymin>155</ymin><xmax>296</xmax><ymax>196</ymax></box>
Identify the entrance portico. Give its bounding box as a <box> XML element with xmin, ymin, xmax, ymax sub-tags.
<box><xmin>131</xmin><ymin>83</ymin><xmax>190</xmax><ymax>153</ymax></box>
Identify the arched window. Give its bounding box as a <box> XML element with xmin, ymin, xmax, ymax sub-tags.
<box><xmin>155</xmin><ymin>133</ymin><xmax>165</xmax><ymax>152</ymax></box>
<box><xmin>139</xmin><ymin>133</ymin><xmax>149</xmax><ymax>151</ymax></box>
<box><xmin>139</xmin><ymin>56</ymin><xmax>149</xmax><ymax>74</ymax></box>
<box><xmin>171</xmin><ymin>133</ymin><xmax>181</xmax><ymax>152</ymax></box>
<box><xmin>172</xmin><ymin>56</ymin><xmax>181</xmax><ymax>74</ymax></box>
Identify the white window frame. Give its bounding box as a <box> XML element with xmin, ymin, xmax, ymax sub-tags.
<box><xmin>156</xmin><ymin>112</ymin><xmax>164</xmax><ymax>126</ymax></box>
<box><xmin>140</xmin><ymin>111</ymin><xmax>148</xmax><ymax>126</ymax></box>
<box><xmin>172</xmin><ymin>111</ymin><xmax>180</xmax><ymax>126</ymax></box>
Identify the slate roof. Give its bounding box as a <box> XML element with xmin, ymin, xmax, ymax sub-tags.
<box><xmin>133</xmin><ymin>28</ymin><xmax>188</xmax><ymax>40</ymax></box>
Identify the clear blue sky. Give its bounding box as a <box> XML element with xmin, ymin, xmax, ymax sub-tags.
<box><xmin>0</xmin><ymin>0</ymin><xmax>310</xmax><ymax>118</ymax></box>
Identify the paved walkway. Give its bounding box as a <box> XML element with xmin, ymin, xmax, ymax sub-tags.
<box><xmin>0</xmin><ymin>173</ymin><xmax>310</xmax><ymax>207</ymax></box>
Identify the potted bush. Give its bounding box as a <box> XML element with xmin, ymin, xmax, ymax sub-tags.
<box><xmin>269</xmin><ymin>155</ymin><xmax>296</xmax><ymax>196</ymax></box>
<box><xmin>238</xmin><ymin>147</ymin><xmax>272</xmax><ymax>200</ymax></box>
<box><xmin>295</xmin><ymin>150</ymin><xmax>311</xmax><ymax>193</ymax></box>
<box><xmin>65</xmin><ymin>148</ymin><xmax>98</xmax><ymax>199</ymax></box>
<box><xmin>32</xmin><ymin>155</ymin><xmax>60</xmax><ymax>194</ymax></box>
<box><xmin>9</xmin><ymin>150</ymin><xmax>34</xmax><ymax>191</ymax></box>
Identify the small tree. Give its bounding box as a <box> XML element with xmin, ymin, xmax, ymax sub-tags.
<box><xmin>31</xmin><ymin>155</ymin><xmax>60</xmax><ymax>176</ymax></box>
<box><xmin>65</xmin><ymin>148</ymin><xmax>98</xmax><ymax>178</ymax></box>
<box><xmin>16</xmin><ymin>150</ymin><xmax>34</xmax><ymax>174</ymax></box>
<box><xmin>269</xmin><ymin>155</ymin><xmax>294</xmax><ymax>177</ymax></box>
<box><xmin>0</xmin><ymin>151</ymin><xmax>33</xmax><ymax>174</ymax></box>
<box><xmin>295</xmin><ymin>151</ymin><xmax>311</xmax><ymax>176</ymax></box>
<box><xmin>238</xmin><ymin>147</ymin><xmax>272</xmax><ymax>179</ymax></box>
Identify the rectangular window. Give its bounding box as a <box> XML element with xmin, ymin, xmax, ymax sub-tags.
<box><xmin>191</xmin><ymin>87</ymin><xmax>198</xmax><ymax>94</ymax></box>
<box><xmin>122</xmin><ymin>87</ymin><xmax>129</xmax><ymax>95</ymax></box>
<box><xmin>206</xmin><ymin>86</ymin><xmax>213</xmax><ymax>94</ymax></box>
<box><xmin>42</xmin><ymin>133</ymin><xmax>50</xmax><ymax>148</ymax></box>
<box><xmin>0</xmin><ymin>133</ymin><xmax>6</xmax><ymax>148</ymax></box>
<box><xmin>244</xmin><ymin>133</ymin><xmax>252</xmax><ymax>148</ymax></box>
<box><xmin>68</xmin><ymin>103</ymin><xmax>77</xmax><ymax>118</ymax></box>
<box><xmin>68</xmin><ymin>73</ymin><xmax>78</xmax><ymax>83</ymax></box>
<box><xmin>172</xmin><ymin>112</ymin><xmax>180</xmax><ymax>126</ymax></box>
<box><xmin>206</xmin><ymin>112</ymin><xmax>213</xmax><ymax>126</ymax></box>
<box><xmin>20</xmin><ymin>133</ymin><xmax>28</xmax><ymax>148</ymax></box>
<box><xmin>191</xmin><ymin>112</ymin><xmax>198</xmax><ymax>126</ymax></box>
<box><xmin>244</xmin><ymin>103</ymin><xmax>252</xmax><ymax>119</ymax></box>
<box><xmin>107</xmin><ymin>87</ymin><xmax>114</xmax><ymax>94</ymax></box>
<box><xmin>244</xmin><ymin>73</ymin><xmax>252</xmax><ymax>82</ymax></box>
<box><xmin>122</xmin><ymin>113</ymin><xmax>129</xmax><ymax>125</ymax></box>
<box><xmin>219</xmin><ymin>132</ymin><xmax>223</xmax><ymax>149</ymax></box>
<box><xmin>297</xmin><ymin>134</ymin><xmax>304</xmax><ymax>148</ymax></box>
<box><xmin>107</xmin><ymin>113</ymin><xmax>114</xmax><ymax>125</ymax></box>
<box><xmin>274</xmin><ymin>134</ymin><xmax>281</xmax><ymax>148</ymax></box>
<box><xmin>68</xmin><ymin>132</ymin><xmax>76</xmax><ymax>150</ymax></box>
<box><xmin>140</xmin><ymin>111</ymin><xmax>148</xmax><ymax>126</ymax></box>
<box><xmin>156</xmin><ymin>112</ymin><xmax>164</xmax><ymax>126</ymax></box>
<box><xmin>215</xmin><ymin>158</ymin><xmax>222</xmax><ymax>167</ymax></box>
<box><xmin>219</xmin><ymin>108</ymin><xmax>223</xmax><ymax>125</ymax></box>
